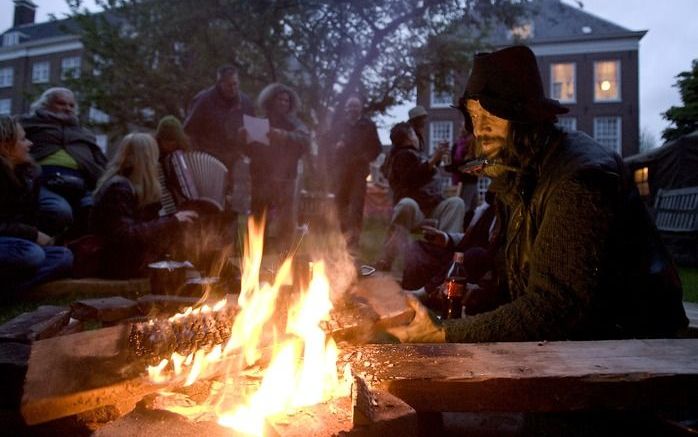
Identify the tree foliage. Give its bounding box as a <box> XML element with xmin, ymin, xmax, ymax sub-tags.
<box><xmin>66</xmin><ymin>0</ymin><xmax>527</xmax><ymax>134</ymax></box>
<box><xmin>662</xmin><ymin>59</ymin><xmax>698</xmax><ymax>142</ymax></box>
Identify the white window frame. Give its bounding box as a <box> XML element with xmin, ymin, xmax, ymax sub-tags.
<box><xmin>32</xmin><ymin>61</ymin><xmax>50</xmax><ymax>83</ymax></box>
<box><xmin>2</xmin><ymin>32</ymin><xmax>20</xmax><ymax>47</ymax></box>
<box><xmin>88</xmin><ymin>106</ymin><xmax>110</xmax><ymax>124</ymax></box>
<box><xmin>550</xmin><ymin>62</ymin><xmax>576</xmax><ymax>103</ymax></box>
<box><xmin>593</xmin><ymin>60</ymin><xmax>621</xmax><ymax>103</ymax></box>
<box><xmin>0</xmin><ymin>67</ymin><xmax>13</xmax><ymax>88</ymax></box>
<box><xmin>0</xmin><ymin>98</ymin><xmax>11</xmax><ymax>115</ymax></box>
<box><xmin>593</xmin><ymin>117</ymin><xmax>622</xmax><ymax>154</ymax></box>
<box><xmin>557</xmin><ymin>117</ymin><xmax>577</xmax><ymax>131</ymax></box>
<box><xmin>430</xmin><ymin>76</ymin><xmax>455</xmax><ymax>108</ymax></box>
<box><xmin>429</xmin><ymin>121</ymin><xmax>453</xmax><ymax>155</ymax></box>
<box><xmin>61</xmin><ymin>56</ymin><xmax>82</xmax><ymax>80</ymax></box>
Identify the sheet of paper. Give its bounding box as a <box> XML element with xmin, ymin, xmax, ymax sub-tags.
<box><xmin>243</xmin><ymin>115</ymin><xmax>270</xmax><ymax>146</ymax></box>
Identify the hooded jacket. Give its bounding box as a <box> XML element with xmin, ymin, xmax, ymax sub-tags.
<box><xmin>20</xmin><ymin>110</ymin><xmax>107</xmax><ymax>188</ymax></box>
<box><xmin>444</xmin><ymin>130</ymin><xmax>688</xmax><ymax>341</ymax></box>
<box><xmin>0</xmin><ymin>159</ymin><xmax>41</xmax><ymax>241</ymax></box>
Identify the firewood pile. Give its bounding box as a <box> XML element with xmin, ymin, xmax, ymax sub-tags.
<box><xmin>0</xmin><ymin>273</ymin><xmax>418</xmax><ymax>435</ymax></box>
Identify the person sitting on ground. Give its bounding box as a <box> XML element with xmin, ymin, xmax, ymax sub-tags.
<box><xmin>20</xmin><ymin>87</ymin><xmax>107</xmax><ymax>238</ymax></box>
<box><xmin>388</xmin><ymin>45</ymin><xmax>687</xmax><ymax>343</ymax></box>
<box><xmin>89</xmin><ymin>133</ymin><xmax>198</xmax><ymax>279</ymax></box>
<box><xmin>403</xmin><ymin>191</ymin><xmax>502</xmax><ymax>315</ymax></box>
<box><xmin>154</xmin><ymin>115</ymin><xmax>191</xmax><ymax>214</ymax></box>
<box><xmin>444</xmin><ymin>123</ymin><xmax>479</xmax><ymax>211</ymax></box>
<box><xmin>406</xmin><ymin>105</ymin><xmax>429</xmax><ymax>152</ymax></box>
<box><xmin>0</xmin><ymin>116</ymin><xmax>73</xmax><ymax>294</ymax></box>
<box><xmin>242</xmin><ymin>83</ymin><xmax>310</xmax><ymax>249</ymax></box>
<box><xmin>375</xmin><ymin>122</ymin><xmax>465</xmax><ymax>271</ymax></box>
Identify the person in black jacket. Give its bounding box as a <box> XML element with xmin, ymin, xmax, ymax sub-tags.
<box><xmin>327</xmin><ymin>96</ymin><xmax>382</xmax><ymax>252</ymax></box>
<box><xmin>89</xmin><ymin>133</ymin><xmax>198</xmax><ymax>279</ymax></box>
<box><xmin>0</xmin><ymin>116</ymin><xmax>72</xmax><ymax>294</ymax></box>
<box><xmin>242</xmin><ymin>83</ymin><xmax>310</xmax><ymax>249</ymax></box>
<box><xmin>184</xmin><ymin>65</ymin><xmax>255</xmax><ymax>194</ymax></box>
<box><xmin>20</xmin><ymin>87</ymin><xmax>107</xmax><ymax>237</ymax></box>
<box><xmin>389</xmin><ymin>45</ymin><xmax>687</xmax><ymax>343</ymax></box>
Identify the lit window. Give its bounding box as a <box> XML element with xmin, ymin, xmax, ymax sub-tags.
<box><xmin>634</xmin><ymin>167</ymin><xmax>650</xmax><ymax>197</ymax></box>
<box><xmin>61</xmin><ymin>56</ymin><xmax>81</xmax><ymax>80</ymax></box>
<box><xmin>32</xmin><ymin>61</ymin><xmax>50</xmax><ymax>83</ymax></box>
<box><xmin>0</xmin><ymin>67</ymin><xmax>13</xmax><ymax>88</ymax></box>
<box><xmin>0</xmin><ymin>98</ymin><xmax>11</xmax><ymax>115</ymax></box>
<box><xmin>594</xmin><ymin>60</ymin><xmax>621</xmax><ymax>102</ymax></box>
<box><xmin>594</xmin><ymin>117</ymin><xmax>622</xmax><ymax>153</ymax></box>
<box><xmin>2</xmin><ymin>32</ymin><xmax>20</xmax><ymax>47</ymax></box>
<box><xmin>429</xmin><ymin>121</ymin><xmax>453</xmax><ymax>155</ymax></box>
<box><xmin>430</xmin><ymin>76</ymin><xmax>454</xmax><ymax>108</ymax></box>
<box><xmin>557</xmin><ymin>117</ymin><xmax>577</xmax><ymax>131</ymax></box>
<box><xmin>550</xmin><ymin>63</ymin><xmax>576</xmax><ymax>103</ymax></box>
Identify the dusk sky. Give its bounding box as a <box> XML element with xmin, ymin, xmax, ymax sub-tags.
<box><xmin>1</xmin><ymin>0</ymin><xmax>696</xmax><ymax>147</ymax></box>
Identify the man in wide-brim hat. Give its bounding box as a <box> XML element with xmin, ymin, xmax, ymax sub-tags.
<box><xmin>389</xmin><ymin>45</ymin><xmax>687</xmax><ymax>343</ymax></box>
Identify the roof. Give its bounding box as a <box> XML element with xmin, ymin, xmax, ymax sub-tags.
<box><xmin>1</xmin><ymin>16</ymin><xmax>82</xmax><ymax>44</ymax></box>
<box><xmin>489</xmin><ymin>0</ymin><xmax>646</xmax><ymax>46</ymax></box>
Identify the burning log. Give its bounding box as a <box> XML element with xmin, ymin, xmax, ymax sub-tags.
<box><xmin>128</xmin><ymin>303</ymin><xmax>238</xmax><ymax>364</ymax></box>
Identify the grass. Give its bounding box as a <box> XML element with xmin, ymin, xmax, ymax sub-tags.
<box><xmin>679</xmin><ymin>267</ymin><xmax>698</xmax><ymax>303</ymax></box>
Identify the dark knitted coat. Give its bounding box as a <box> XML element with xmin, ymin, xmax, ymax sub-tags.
<box><xmin>444</xmin><ymin>131</ymin><xmax>688</xmax><ymax>341</ymax></box>
<box><xmin>20</xmin><ymin>110</ymin><xmax>107</xmax><ymax>187</ymax></box>
<box><xmin>385</xmin><ymin>144</ymin><xmax>443</xmax><ymax>213</ymax></box>
<box><xmin>0</xmin><ymin>159</ymin><xmax>41</xmax><ymax>241</ymax></box>
<box><xmin>89</xmin><ymin>176</ymin><xmax>180</xmax><ymax>278</ymax></box>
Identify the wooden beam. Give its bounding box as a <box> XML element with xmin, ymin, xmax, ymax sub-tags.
<box><xmin>348</xmin><ymin>340</ymin><xmax>698</xmax><ymax>413</ymax></box>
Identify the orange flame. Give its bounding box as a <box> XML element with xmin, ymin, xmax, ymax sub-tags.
<box><xmin>145</xmin><ymin>217</ymin><xmax>351</xmax><ymax>436</ymax></box>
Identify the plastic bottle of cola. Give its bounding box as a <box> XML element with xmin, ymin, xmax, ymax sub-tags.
<box><xmin>441</xmin><ymin>252</ymin><xmax>467</xmax><ymax>319</ymax></box>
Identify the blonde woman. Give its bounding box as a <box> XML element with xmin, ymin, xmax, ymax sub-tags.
<box><xmin>89</xmin><ymin>133</ymin><xmax>197</xmax><ymax>278</ymax></box>
<box><xmin>0</xmin><ymin>116</ymin><xmax>73</xmax><ymax>294</ymax></box>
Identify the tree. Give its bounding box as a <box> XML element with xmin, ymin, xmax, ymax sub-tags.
<box><xmin>662</xmin><ymin>59</ymin><xmax>698</xmax><ymax>142</ymax></box>
<box><xmin>66</xmin><ymin>0</ymin><xmax>528</xmax><ymax>134</ymax></box>
<box><xmin>639</xmin><ymin>126</ymin><xmax>657</xmax><ymax>152</ymax></box>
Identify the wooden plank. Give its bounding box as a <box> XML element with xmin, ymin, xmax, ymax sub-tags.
<box><xmin>27</xmin><ymin>278</ymin><xmax>150</xmax><ymax>300</ymax></box>
<box><xmin>348</xmin><ymin>340</ymin><xmax>698</xmax><ymax>413</ymax></box>
<box><xmin>71</xmin><ymin>297</ymin><xmax>140</xmax><ymax>322</ymax></box>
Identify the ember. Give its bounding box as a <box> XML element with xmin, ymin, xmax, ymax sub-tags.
<box><xmin>144</xmin><ymin>218</ymin><xmax>352</xmax><ymax>436</ymax></box>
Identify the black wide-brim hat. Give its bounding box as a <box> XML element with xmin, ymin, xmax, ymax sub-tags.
<box><xmin>459</xmin><ymin>45</ymin><xmax>568</xmax><ymax>125</ymax></box>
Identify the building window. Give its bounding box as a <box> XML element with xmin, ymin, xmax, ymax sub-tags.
<box><xmin>2</xmin><ymin>32</ymin><xmax>20</xmax><ymax>47</ymax></box>
<box><xmin>32</xmin><ymin>61</ymin><xmax>50</xmax><ymax>83</ymax></box>
<box><xmin>95</xmin><ymin>134</ymin><xmax>108</xmax><ymax>154</ymax></box>
<box><xmin>429</xmin><ymin>121</ymin><xmax>453</xmax><ymax>154</ymax></box>
<box><xmin>594</xmin><ymin>60</ymin><xmax>621</xmax><ymax>102</ymax></box>
<box><xmin>430</xmin><ymin>77</ymin><xmax>454</xmax><ymax>108</ymax></box>
<box><xmin>61</xmin><ymin>56</ymin><xmax>81</xmax><ymax>80</ymax></box>
<box><xmin>0</xmin><ymin>67</ymin><xmax>13</xmax><ymax>88</ymax></box>
<box><xmin>508</xmin><ymin>21</ymin><xmax>534</xmax><ymax>41</ymax></box>
<box><xmin>557</xmin><ymin>117</ymin><xmax>577</xmax><ymax>131</ymax></box>
<box><xmin>88</xmin><ymin>107</ymin><xmax>110</xmax><ymax>124</ymax></box>
<box><xmin>594</xmin><ymin>117</ymin><xmax>622</xmax><ymax>153</ymax></box>
<box><xmin>0</xmin><ymin>98</ymin><xmax>11</xmax><ymax>115</ymax></box>
<box><xmin>634</xmin><ymin>167</ymin><xmax>650</xmax><ymax>197</ymax></box>
<box><xmin>550</xmin><ymin>63</ymin><xmax>576</xmax><ymax>103</ymax></box>
<box><xmin>477</xmin><ymin>176</ymin><xmax>491</xmax><ymax>206</ymax></box>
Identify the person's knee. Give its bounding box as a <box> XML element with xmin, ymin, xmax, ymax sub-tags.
<box><xmin>39</xmin><ymin>189</ymin><xmax>74</xmax><ymax>231</ymax></box>
<box><xmin>11</xmin><ymin>241</ymin><xmax>46</xmax><ymax>271</ymax></box>
<box><xmin>443</xmin><ymin>197</ymin><xmax>465</xmax><ymax>214</ymax></box>
<box><xmin>392</xmin><ymin>198</ymin><xmax>420</xmax><ymax>227</ymax></box>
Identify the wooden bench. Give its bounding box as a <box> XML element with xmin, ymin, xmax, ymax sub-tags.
<box><xmin>654</xmin><ymin>186</ymin><xmax>698</xmax><ymax>232</ymax></box>
<box><xmin>26</xmin><ymin>278</ymin><xmax>150</xmax><ymax>301</ymax></box>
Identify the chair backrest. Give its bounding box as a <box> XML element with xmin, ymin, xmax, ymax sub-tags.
<box><xmin>170</xmin><ymin>150</ymin><xmax>228</xmax><ymax>208</ymax></box>
<box><xmin>654</xmin><ymin>186</ymin><xmax>698</xmax><ymax>232</ymax></box>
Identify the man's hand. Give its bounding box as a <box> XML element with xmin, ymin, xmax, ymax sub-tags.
<box><xmin>36</xmin><ymin>231</ymin><xmax>54</xmax><ymax>246</ymax></box>
<box><xmin>421</xmin><ymin>225</ymin><xmax>448</xmax><ymax>247</ymax></box>
<box><xmin>387</xmin><ymin>295</ymin><xmax>447</xmax><ymax>343</ymax></box>
<box><xmin>429</xmin><ymin>142</ymin><xmax>449</xmax><ymax>167</ymax></box>
<box><xmin>175</xmin><ymin>210</ymin><xmax>199</xmax><ymax>223</ymax></box>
